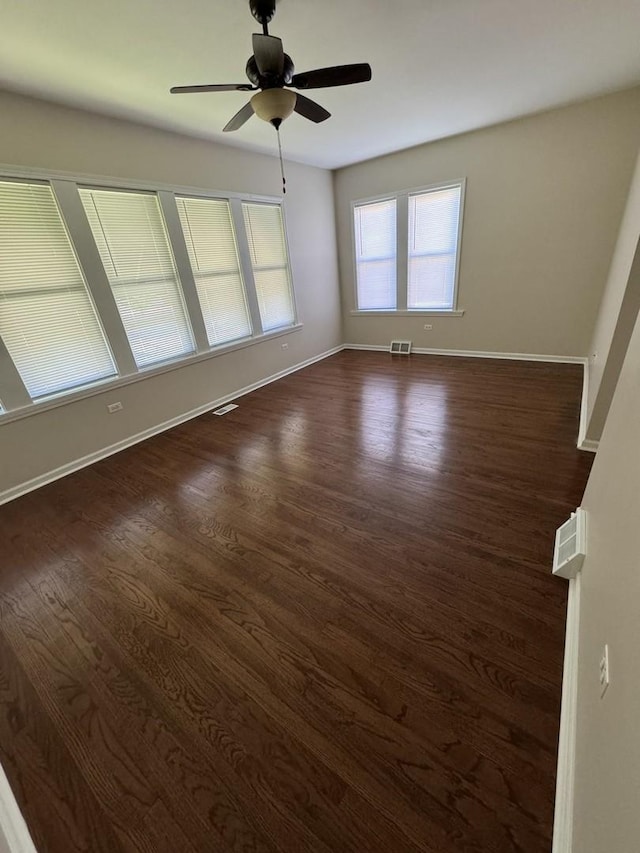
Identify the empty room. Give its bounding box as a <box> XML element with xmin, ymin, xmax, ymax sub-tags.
<box><xmin>1</xmin><ymin>1</ymin><xmax>640</xmax><ymax>851</ymax></box>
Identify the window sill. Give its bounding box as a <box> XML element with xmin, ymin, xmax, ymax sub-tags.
<box><xmin>350</xmin><ymin>309</ymin><xmax>465</xmax><ymax>317</ymax></box>
<box><xmin>0</xmin><ymin>324</ymin><xmax>303</xmax><ymax>426</ymax></box>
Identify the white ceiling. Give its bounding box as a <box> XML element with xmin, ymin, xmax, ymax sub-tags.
<box><xmin>2</xmin><ymin>0</ymin><xmax>640</xmax><ymax>170</ymax></box>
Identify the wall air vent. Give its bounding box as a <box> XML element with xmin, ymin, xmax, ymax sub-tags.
<box><xmin>390</xmin><ymin>340</ymin><xmax>412</xmax><ymax>355</ymax></box>
<box><xmin>553</xmin><ymin>508</ymin><xmax>587</xmax><ymax>579</ymax></box>
<box><xmin>212</xmin><ymin>403</ymin><xmax>239</xmax><ymax>416</ymax></box>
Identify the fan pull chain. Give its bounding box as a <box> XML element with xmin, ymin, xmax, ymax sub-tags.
<box><xmin>276</xmin><ymin>126</ymin><xmax>287</xmax><ymax>195</ymax></box>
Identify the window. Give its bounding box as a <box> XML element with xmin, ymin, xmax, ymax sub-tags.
<box><xmin>80</xmin><ymin>187</ymin><xmax>195</xmax><ymax>367</ymax></box>
<box><xmin>353</xmin><ymin>180</ymin><xmax>464</xmax><ymax>313</ymax></box>
<box><xmin>354</xmin><ymin>198</ymin><xmax>397</xmax><ymax>310</ymax></box>
<box><xmin>176</xmin><ymin>196</ymin><xmax>252</xmax><ymax>346</ymax></box>
<box><xmin>0</xmin><ymin>180</ymin><xmax>115</xmax><ymax>399</ymax></box>
<box><xmin>0</xmin><ymin>170</ymin><xmax>297</xmax><ymax>421</ymax></box>
<box><xmin>242</xmin><ymin>202</ymin><xmax>295</xmax><ymax>331</ymax></box>
<box><xmin>408</xmin><ymin>185</ymin><xmax>462</xmax><ymax>311</ymax></box>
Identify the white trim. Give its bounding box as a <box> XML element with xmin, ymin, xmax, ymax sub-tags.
<box><xmin>343</xmin><ymin>344</ymin><xmax>392</xmax><ymax>352</ymax></box>
<box><xmin>396</xmin><ymin>193</ymin><xmax>409</xmax><ymax>312</ymax></box>
<box><xmin>552</xmin><ymin>572</ymin><xmax>582</xmax><ymax>853</ymax></box>
<box><xmin>0</xmin><ymin>345</ymin><xmax>343</xmax><ymax>507</ymax></box>
<box><xmin>576</xmin><ymin>361</ymin><xmax>598</xmax><ymax>453</ymax></box>
<box><xmin>156</xmin><ymin>191</ymin><xmax>211</xmax><ymax>353</ymax></box>
<box><xmin>450</xmin><ymin>179</ymin><xmax>465</xmax><ymax>314</ymax></box>
<box><xmin>351</xmin><ymin>178</ymin><xmax>466</xmax><ymax>314</ymax></box>
<box><xmin>577</xmin><ymin>360</ymin><xmax>589</xmax><ymax>447</ymax></box>
<box><xmin>0</xmin><ymin>324</ymin><xmax>303</xmax><ymax>426</ymax></box>
<box><xmin>352</xmin><ymin>178</ymin><xmax>467</xmax><ymax>207</ymax></box>
<box><xmin>51</xmin><ymin>178</ymin><xmax>139</xmax><ymax>375</ymax></box>
<box><xmin>351</xmin><ymin>196</ymin><xmax>399</xmax><ymax>313</ymax></box>
<box><xmin>269</xmin><ymin>200</ymin><xmax>300</xmax><ymax>330</ymax></box>
<box><xmin>0</xmin><ymin>339</ymin><xmax>31</xmax><ymax>410</ymax></box>
<box><xmin>0</xmin><ymin>163</ymin><xmax>279</xmax><ymax>206</ymax></box>
<box><xmin>343</xmin><ymin>343</ymin><xmax>587</xmax><ymax>364</ymax></box>
<box><xmin>0</xmin><ymin>763</ymin><xmax>38</xmax><ymax>853</ymax></box>
<box><xmin>230</xmin><ymin>197</ymin><xmax>264</xmax><ymax>337</ymax></box>
<box><xmin>350</xmin><ymin>309</ymin><xmax>465</xmax><ymax>317</ymax></box>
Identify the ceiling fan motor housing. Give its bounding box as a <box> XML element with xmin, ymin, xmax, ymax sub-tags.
<box><xmin>246</xmin><ymin>53</ymin><xmax>293</xmax><ymax>87</ymax></box>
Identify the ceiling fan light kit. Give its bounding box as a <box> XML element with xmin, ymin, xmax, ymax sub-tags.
<box><xmin>251</xmin><ymin>88</ymin><xmax>297</xmax><ymax>128</ymax></box>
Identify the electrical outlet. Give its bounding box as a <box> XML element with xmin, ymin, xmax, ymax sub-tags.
<box><xmin>423</xmin><ymin>324</ymin><xmax>433</xmax><ymax>331</ymax></box>
<box><xmin>281</xmin><ymin>342</ymin><xmax>289</xmax><ymax>349</ymax></box>
<box><xmin>107</xmin><ymin>401</ymin><xmax>123</xmax><ymax>414</ymax></box>
<box><xmin>599</xmin><ymin>644</ymin><xmax>610</xmax><ymax>697</ymax></box>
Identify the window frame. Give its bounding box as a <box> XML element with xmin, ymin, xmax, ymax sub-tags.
<box><xmin>241</xmin><ymin>200</ymin><xmax>298</xmax><ymax>333</ymax></box>
<box><xmin>353</xmin><ymin>196</ymin><xmax>398</xmax><ymax>311</ymax></box>
<box><xmin>0</xmin><ymin>164</ymin><xmax>300</xmax><ymax>425</ymax></box>
<box><xmin>0</xmin><ymin>177</ymin><xmax>120</xmax><ymax>402</ymax></box>
<box><xmin>350</xmin><ymin>178</ymin><xmax>466</xmax><ymax>317</ymax></box>
<box><xmin>175</xmin><ymin>194</ymin><xmax>254</xmax><ymax>347</ymax></box>
<box><xmin>79</xmin><ymin>185</ymin><xmax>198</xmax><ymax>368</ymax></box>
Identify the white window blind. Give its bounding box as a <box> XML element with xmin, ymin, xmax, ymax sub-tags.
<box><xmin>176</xmin><ymin>196</ymin><xmax>252</xmax><ymax>346</ymax></box>
<box><xmin>0</xmin><ymin>180</ymin><xmax>115</xmax><ymax>400</ymax></box>
<box><xmin>79</xmin><ymin>188</ymin><xmax>194</xmax><ymax>367</ymax></box>
<box><xmin>408</xmin><ymin>185</ymin><xmax>462</xmax><ymax>310</ymax></box>
<box><xmin>242</xmin><ymin>202</ymin><xmax>295</xmax><ymax>331</ymax></box>
<box><xmin>354</xmin><ymin>198</ymin><xmax>397</xmax><ymax>311</ymax></box>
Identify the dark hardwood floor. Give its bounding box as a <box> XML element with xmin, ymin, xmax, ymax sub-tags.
<box><xmin>0</xmin><ymin>351</ymin><xmax>592</xmax><ymax>852</ymax></box>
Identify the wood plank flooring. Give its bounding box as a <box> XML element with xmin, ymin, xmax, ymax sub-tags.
<box><xmin>0</xmin><ymin>351</ymin><xmax>592</xmax><ymax>852</ymax></box>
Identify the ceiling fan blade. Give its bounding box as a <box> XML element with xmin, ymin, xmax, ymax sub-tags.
<box><xmin>252</xmin><ymin>33</ymin><xmax>284</xmax><ymax>76</ymax></box>
<box><xmin>170</xmin><ymin>84</ymin><xmax>255</xmax><ymax>94</ymax></box>
<box><xmin>293</xmin><ymin>93</ymin><xmax>331</xmax><ymax>123</ymax></box>
<box><xmin>291</xmin><ymin>63</ymin><xmax>372</xmax><ymax>90</ymax></box>
<box><xmin>223</xmin><ymin>101</ymin><xmax>255</xmax><ymax>132</ymax></box>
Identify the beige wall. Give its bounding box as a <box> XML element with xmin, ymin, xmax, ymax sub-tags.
<box><xmin>572</xmin><ymin>307</ymin><xmax>640</xmax><ymax>852</ymax></box>
<box><xmin>334</xmin><ymin>88</ymin><xmax>640</xmax><ymax>356</ymax></box>
<box><xmin>585</xmin><ymin>148</ymin><xmax>640</xmax><ymax>441</ymax></box>
<box><xmin>0</xmin><ymin>90</ymin><xmax>341</xmax><ymax>496</ymax></box>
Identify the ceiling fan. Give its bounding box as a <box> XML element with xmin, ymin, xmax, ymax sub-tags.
<box><xmin>170</xmin><ymin>0</ymin><xmax>372</xmax><ymax>132</ymax></box>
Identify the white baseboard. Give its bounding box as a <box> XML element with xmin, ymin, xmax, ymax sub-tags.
<box><xmin>0</xmin><ymin>763</ymin><xmax>37</xmax><ymax>853</ymax></box>
<box><xmin>343</xmin><ymin>343</ymin><xmax>587</xmax><ymax>365</ymax></box>
<box><xmin>0</xmin><ymin>345</ymin><xmax>344</xmax><ymax>507</ymax></box>
<box><xmin>0</xmin><ymin>342</ymin><xmax>594</xmax><ymax>506</ymax></box>
<box><xmin>552</xmin><ymin>572</ymin><xmax>581</xmax><ymax>853</ymax></box>
<box><xmin>342</xmin><ymin>343</ymin><xmax>390</xmax><ymax>352</ymax></box>
<box><xmin>346</xmin><ymin>343</ymin><xmax>593</xmax><ymax>451</ymax></box>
